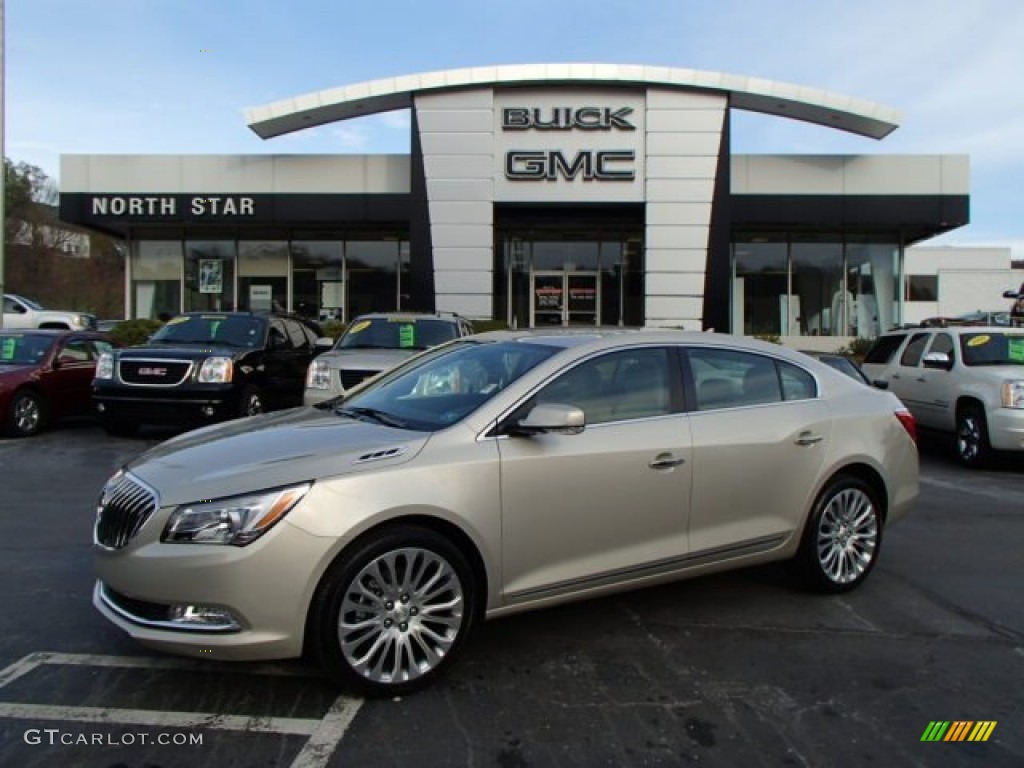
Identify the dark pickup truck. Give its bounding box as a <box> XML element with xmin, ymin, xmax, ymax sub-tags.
<box><xmin>92</xmin><ymin>312</ymin><xmax>326</xmax><ymax>435</ymax></box>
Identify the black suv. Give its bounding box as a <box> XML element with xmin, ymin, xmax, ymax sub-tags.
<box><xmin>92</xmin><ymin>312</ymin><xmax>325</xmax><ymax>435</ymax></box>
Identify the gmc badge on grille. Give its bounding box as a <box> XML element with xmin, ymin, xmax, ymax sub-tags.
<box><xmin>138</xmin><ymin>367</ymin><xmax>167</xmax><ymax>376</ymax></box>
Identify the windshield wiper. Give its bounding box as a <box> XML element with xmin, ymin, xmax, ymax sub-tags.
<box><xmin>336</xmin><ymin>406</ymin><xmax>408</xmax><ymax>428</ymax></box>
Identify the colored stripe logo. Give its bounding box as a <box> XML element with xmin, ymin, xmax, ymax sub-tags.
<box><xmin>921</xmin><ymin>721</ymin><xmax>997</xmax><ymax>742</ymax></box>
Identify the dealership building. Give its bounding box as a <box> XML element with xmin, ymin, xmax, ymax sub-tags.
<box><xmin>58</xmin><ymin>63</ymin><xmax>970</xmax><ymax>339</ymax></box>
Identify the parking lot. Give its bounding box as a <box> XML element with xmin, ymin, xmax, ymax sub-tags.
<box><xmin>0</xmin><ymin>422</ymin><xmax>1021</xmax><ymax>767</ymax></box>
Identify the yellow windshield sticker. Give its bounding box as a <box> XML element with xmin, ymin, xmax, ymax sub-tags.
<box><xmin>349</xmin><ymin>320</ymin><xmax>372</xmax><ymax>334</ymax></box>
<box><xmin>966</xmin><ymin>335</ymin><xmax>990</xmax><ymax>347</ymax></box>
<box><xmin>165</xmin><ymin>316</ymin><xmax>189</xmax><ymax>325</ymax></box>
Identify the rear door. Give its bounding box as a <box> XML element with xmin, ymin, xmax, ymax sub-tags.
<box><xmin>684</xmin><ymin>347</ymin><xmax>831</xmax><ymax>554</ymax></box>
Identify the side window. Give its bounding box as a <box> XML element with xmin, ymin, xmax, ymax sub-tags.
<box><xmin>689</xmin><ymin>348</ymin><xmax>785</xmax><ymax>410</ymax></box>
<box><xmin>863</xmin><ymin>334</ymin><xmax>906</xmax><ymax>365</ymax></box>
<box><xmin>899</xmin><ymin>333</ymin><xmax>931</xmax><ymax>367</ymax></box>
<box><xmin>779</xmin><ymin>361</ymin><xmax>817</xmax><ymax>401</ymax></box>
<box><xmin>283</xmin><ymin>319</ymin><xmax>309</xmax><ymax>349</ymax></box>
<box><xmin>534</xmin><ymin>347</ymin><xmax>672</xmax><ymax>425</ymax></box>
<box><xmin>267</xmin><ymin>319</ymin><xmax>292</xmax><ymax>350</ymax></box>
<box><xmin>927</xmin><ymin>333</ymin><xmax>955</xmax><ymax>361</ymax></box>
<box><xmin>59</xmin><ymin>339</ymin><xmax>93</xmax><ymax>362</ymax></box>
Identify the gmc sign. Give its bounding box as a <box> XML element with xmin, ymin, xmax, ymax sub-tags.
<box><xmin>505</xmin><ymin>150</ymin><xmax>635</xmax><ymax>181</ymax></box>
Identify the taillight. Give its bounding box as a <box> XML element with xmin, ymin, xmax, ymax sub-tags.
<box><xmin>894</xmin><ymin>409</ymin><xmax>917</xmax><ymax>444</ymax></box>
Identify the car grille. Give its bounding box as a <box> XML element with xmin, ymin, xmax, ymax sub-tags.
<box><xmin>339</xmin><ymin>369</ymin><xmax>378</xmax><ymax>390</ymax></box>
<box><xmin>95</xmin><ymin>473</ymin><xmax>158</xmax><ymax>549</ymax></box>
<box><xmin>118</xmin><ymin>358</ymin><xmax>193</xmax><ymax>386</ymax></box>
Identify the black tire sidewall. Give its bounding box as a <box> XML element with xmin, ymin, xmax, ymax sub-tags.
<box><xmin>309</xmin><ymin>525</ymin><xmax>477</xmax><ymax>696</ymax></box>
<box><xmin>796</xmin><ymin>475</ymin><xmax>883</xmax><ymax>594</ymax></box>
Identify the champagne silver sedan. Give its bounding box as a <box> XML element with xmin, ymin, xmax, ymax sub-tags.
<box><xmin>93</xmin><ymin>330</ymin><xmax>919</xmax><ymax>696</ymax></box>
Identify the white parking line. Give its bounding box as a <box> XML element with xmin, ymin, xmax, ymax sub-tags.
<box><xmin>0</xmin><ymin>652</ymin><xmax>363</xmax><ymax>768</ymax></box>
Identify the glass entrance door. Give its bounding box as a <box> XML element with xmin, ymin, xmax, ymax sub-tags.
<box><xmin>530</xmin><ymin>272</ymin><xmax>600</xmax><ymax>327</ymax></box>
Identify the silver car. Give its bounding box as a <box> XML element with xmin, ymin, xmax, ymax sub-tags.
<box><xmin>94</xmin><ymin>330</ymin><xmax>919</xmax><ymax>696</ymax></box>
<box><xmin>304</xmin><ymin>312</ymin><xmax>473</xmax><ymax>405</ymax></box>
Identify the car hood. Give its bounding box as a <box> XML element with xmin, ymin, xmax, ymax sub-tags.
<box><xmin>117</xmin><ymin>344</ymin><xmax>245</xmax><ymax>360</ymax></box>
<box><xmin>124</xmin><ymin>407</ymin><xmax>430</xmax><ymax>506</ymax></box>
<box><xmin>318</xmin><ymin>348</ymin><xmax>419</xmax><ymax>371</ymax></box>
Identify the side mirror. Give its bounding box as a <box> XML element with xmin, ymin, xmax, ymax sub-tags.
<box><xmin>922</xmin><ymin>351</ymin><xmax>953</xmax><ymax>371</ymax></box>
<box><xmin>871</xmin><ymin>379</ymin><xmax>890</xmax><ymax>390</ymax></box>
<box><xmin>508</xmin><ymin>402</ymin><xmax>585</xmax><ymax>436</ymax></box>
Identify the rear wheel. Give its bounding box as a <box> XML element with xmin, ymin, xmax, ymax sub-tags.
<box><xmin>309</xmin><ymin>526</ymin><xmax>477</xmax><ymax>697</ymax></box>
<box><xmin>955</xmin><ymin>404</ymin><xmax>991</xmax><ymax>468</ymax></box>
<box><xmin>795</xmin><ymin>475</ymin><xmax>882</xmax><ymax>593</ymax></box>
<box><xmin>7</xmin><ymin>390</ymin><xmax>46</xmax><ymax>437</ymax></box>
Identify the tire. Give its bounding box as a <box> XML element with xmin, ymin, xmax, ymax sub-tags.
<box><xmin>308</xmin><ymin>525</ymin><xmax>477</xmax><ymax>697</ymax></box>
<box><xmin>239</xmin><ymin>385</ymin><xmax>265</xmax><ymax>417</ymax></box>
<box><xmin>7</xmin><ymin>390</ymin><xmax>46</xmax><ymax>437</ymax></box>
<box><xmin>955</xmin><ymin>404</ymin><xmax>991</xmax><ymax>468</ymax></box>
<box><xmin>100</xmin><ymin>417</ymin><xmax>140</xmax><ymax>437</ymax></box>
<box><xmin>795</xmin><ymin>475</ymin><xmax>882</xmax><ymax>594</ymax></box>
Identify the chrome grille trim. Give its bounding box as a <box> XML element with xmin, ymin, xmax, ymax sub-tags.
<box><xmin>117</xmin><ymin>357</ymin><xmax>194</xmax><ymax>387</ymax></box>
<box><xmin>95</xmin><ymin>472</ymin><xmax>160</xmax><ymax>550</ymax></box>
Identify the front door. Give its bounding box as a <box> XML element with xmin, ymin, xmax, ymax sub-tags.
<box><xmin>530</xmin><ymin>272</ymin><xmax>600</xmax><ymax>327</ymax></box>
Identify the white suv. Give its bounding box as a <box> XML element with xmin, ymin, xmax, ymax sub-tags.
<box><xmin>861</xmin><ymin>326</ymin><xmax>1024</xmax><ymax>466</ymax></box>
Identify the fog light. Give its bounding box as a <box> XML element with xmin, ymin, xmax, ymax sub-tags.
<box><xmin>168</xmin><ymin>604</ymin><xmax>241</xmax><ymax>630</ymax></box>
<box><xmin>202</xmin><ymin>405</ymin><xmax>216</xmax><ymax>417</ymax></box>
<box><xmin>96</xmin><ymin>403</ymin><xmax>106</xmax><ymax>413</ymax></box>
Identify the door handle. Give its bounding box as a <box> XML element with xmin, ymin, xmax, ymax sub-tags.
<box><xmin>649</xmin><ymin>454</ymin><xmax>686</xmax><ymax>470</ymax></box>
<box><xmin>795</xmin><ymin>431</ymin><xmax>823</xmax><ymax>446</ymax></box>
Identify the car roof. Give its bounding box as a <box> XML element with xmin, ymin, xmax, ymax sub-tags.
<box><xmin>349</xmin><ymin>312</ymin><xmax>463</xmax><ymax>322</ymax></box>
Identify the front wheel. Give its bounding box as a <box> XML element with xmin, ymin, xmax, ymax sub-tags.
<box><xmin>955</xmin><ymin>404</ymin><xmax>991</xmax><ymax>468</ymax></box>
<box><xmin>7</xmin><ymin>390</ymin><xmax>46</xmax><ymax>437</ymax></box>
<box><xmin>308</xmin><ymin>526</ymin><xmax>477</xmax><ymax>697</ymax></box>
<box><xmin>795</xmin><ymin>475</ymin><xmax>882</xmax><ymax>594</ymax></box>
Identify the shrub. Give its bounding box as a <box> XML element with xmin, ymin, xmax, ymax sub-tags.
<box><xmin>320</xmin><ymin>320</ymin><xmax>347</xmax><ymax>341</ymax></box>
<box><xmin>752</xmin><ymin>333</ymin><xmax>782</xmax><ymax>345</ymax></box>
<box><xmin>834</xmin><ymin>337</ymin><xmax>874</xmax><ymax>359</ymax></box>
<box><xmin>471</xmin><ymin>319</ymin><xmax>511</xmax><ymax>333</ymax></box>
<box><xmin>108</xmin><ymin>319</ymin><xmax>163</xmax><ymax>347</ymax></box>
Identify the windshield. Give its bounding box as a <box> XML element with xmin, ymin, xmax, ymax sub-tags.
<box><xmin>336</xmin><ymin>317</ymin><xmax>459</xmax><ymax>351</ymax></box>
<box><xmin>0</xmin><ymin>333</ymin><xmax>54</xmax><ymax>365</ymax></box>
<box><xmin>960</xmin><ymin>332</ymin><xmax>1024</xmax><ymax>366</ymax></box>
<box><xmin>334</xmin><ymin>340</ymin><xmax>558</xmax><ymax>431</ymax></box>
<box><xmin>149</xmin><ymin>314</ymin><xmax>266</xmax><ymax>348</ymax></box>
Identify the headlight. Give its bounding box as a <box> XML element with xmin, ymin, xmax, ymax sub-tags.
<box><xmin>306</xmin><ymin>359</ymin><xmax>331</xmax><ymax>390</ymax></box>
<box><xmin>1002</xmin><ymin>380</ymin><xmax>1024</xmax><ymax>409</ymax></box>
<box><xmin>75</xmin><ymin>314</ymin><xmax>90</xmax><ymax>328</ymax></box>
<box><xmin>162</xmin><ymin>483</ymin><xmax>312</xmax><ymax>546</ymax></box>
<box><xmin>198</xmin><ymin>356</ymin><xmax>233</xmax><ymax>383</ymax></box>
<box><xmin>95</xmin><ymin>352</ymin><xmax>114</xmax><ymax>380</ymax></box>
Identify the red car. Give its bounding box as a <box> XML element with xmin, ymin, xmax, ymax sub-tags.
<box><xmin>1</xmin><ymin>329</ymin><xmax>118</xmax><ymax>437</ymax></box>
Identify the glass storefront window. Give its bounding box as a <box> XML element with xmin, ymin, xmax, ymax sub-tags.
<box><xmin>792</xmin><ymin>239</ymin><xmax>844</xmax><ymax>336</ymax></box>
<box><xmin>734</xmin><ymin>237</ymin><xmax>787</xmax><ymax>335</ymax></box>
<box><xmin>238</xmin><ymin>241</ymin><xmax>288</xmax><ymax>313</ymax></box>
<box><xmin>292</xmin><ymin>241</ymin><xmax>344</xmax><ymax>322</ymax></box>
<box><xmin>347</xmin><ymin>240</ymin><xmax>403</xmax><ymax>318</ymax></box>
<box><xmin>185</xmin><ymin>241</ymin><xmax>236</xmax><ymax>312</ymax></box>
<box><xmin>846</xmin><ymin>239</ymin><xmax>899</xmax><ymax>337</ymax></box>
<box><xmin>131</xmin><ymin>241</ymin><xmax>182</xmax><ymax>320</ymax></box>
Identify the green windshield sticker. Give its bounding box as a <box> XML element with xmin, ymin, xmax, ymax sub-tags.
<box><xmin>1</xmin><ymin>338</ymin><xmax>15</xmax><ymax>360</ymax></box>
<box><xmin>399</xmin><ymin>324</ymin><xmax>415</xmax><ymax>348</ymax></box>
<box><xmin>1009</xmin><ymin>338</ymin><xmax>1024</xmax><ymax>362</ymax></box>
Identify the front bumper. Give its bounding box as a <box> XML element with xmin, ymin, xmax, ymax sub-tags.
<box><xmin>987</xmin><ymin>407</ymin><xmax>1024</xmax><ymax>452</ymax></box>
<box><xmin>94</xmin><ymin>384</ymin><xmax>240</xmax><ymax>425</ymax></box>
<box><xmin>93</xmin><ymin>517</ymin><xmax>335</xmax><ymax>661</ymax></box>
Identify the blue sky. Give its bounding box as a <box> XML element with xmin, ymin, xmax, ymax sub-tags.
<box><xmin>7</xmin><ymin>0</ymin><xmax>1024</xmax><ymax>260</ymax></box>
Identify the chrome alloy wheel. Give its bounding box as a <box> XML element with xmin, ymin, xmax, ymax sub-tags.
<box><xmin>956</xmin><ymin>413</ymin><xmax>982</xmax><ymax>463</ymax></box>
<box><xmin>815</xmin><ymin>487</ymin><xmax>879</xmax><ymax>585</ymax></box>
<box><xmin>338</xmin><ymin>547</ymin><xmax>465</xmax><ymax>685</ymax></box>
<box><xmin>13</xmin><ymin>393</ymin><xmax>42</xmax><ymax>435</ymax></box>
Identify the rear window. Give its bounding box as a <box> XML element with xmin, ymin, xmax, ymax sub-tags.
<box><xmin>863</xmin><ymin>335</ymin><xmax>906</xmax><ymax>365</ymax></box>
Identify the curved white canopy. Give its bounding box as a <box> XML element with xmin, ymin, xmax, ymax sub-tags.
<box><xmin>245</xmin><ymin>63</ymin><xmax>901</xmax><ymax>141</ymax></box>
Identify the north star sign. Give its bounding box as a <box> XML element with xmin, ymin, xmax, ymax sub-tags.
<box><xmin>501</xmin><ymin>106</ymin><xmax>636</xmax><ymax>182</ymax></box>
<box><xmin>90</xmin><ymin>195</ymin><xmax>256</xmax><ymax>217</ymax></box>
